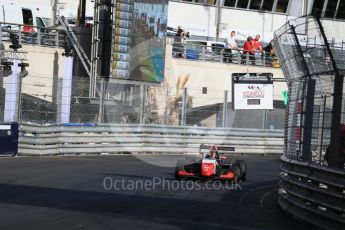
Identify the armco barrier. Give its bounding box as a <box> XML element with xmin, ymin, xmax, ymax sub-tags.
<box><xmin>18</xmin><ymin>124</ymin><xmax>284</xmax><ymax>156</ymax></box>
<box><xmin>279</xmin><ymin>156</ymin><xmax>345</xmax><ymax>230</ymax></box>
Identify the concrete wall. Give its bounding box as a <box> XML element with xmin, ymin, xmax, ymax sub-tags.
<box><xmin>2</xmin><ymin>43</ymin><xmax>65</xmax><ymax>103</ymax></box>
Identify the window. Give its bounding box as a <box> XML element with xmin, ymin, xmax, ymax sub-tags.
<box><xmin>202</xmin><ymin>87</ymin><xmax>207</xmax><ymax>94</ymax></box>
<box><xmin>261</xmin><ymin>0</ymin><xmax>274</xmax><ymax>11</ymax></box>
<box><xmin>249</xmin><ymin>0</ymin><xmax>262</xmax><ymax>10</ymax></box>
<box><xmin>336</xmin><ymin>0</ymin><xmax>345</xmax><ymax>19</ymax></box>
<box><xmin>311</xmin><ymin>0</ymin><xmax>325</xmax><ymax>17</ymax></box>
<box><xmin>237</xmin><ymin>0</ymin><xmax>249</xmax><ymax>8</ymax></box>
<box><xmin>22</xmin><ymin>8</ymin><xmax>33</xmax><ymax>25</ymax></box>
<box><xmin>275</xmin><ymin>0</ymin><xmax>289</xmax><ymax>13</ymax></box>
<box><xmin>224</xmin><ymin>0</ymin><xmax>236</xmax><ymax>7</ymax></box>
<box><xmin>194</xmin><ymin>0</ymin><xmax>205</xmax><ymax>4</ymax></box>
<box><xmin>205</xmin><ymin>0</ymin><xmax>216</xmax><ymax>5</ymax></box>
<box><xmin>36</xmin><ymin>17</ymin><xmax>45</xmax><ymax>27</ymax></box>
<box><xmin>325</xmin><ymin>0</ymin><xmax>338</xmax><ymax>18</ymax></box>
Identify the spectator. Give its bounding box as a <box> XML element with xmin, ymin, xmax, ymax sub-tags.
<box><xmin>181</xmin><ymin>30</ymin><xmax>190</xmax><ymax>43</ymax></box>
<box><xmin>173</xmin><ymin>26</ymin><xmax>184</xmax><ymax>58</ymax></box>
<box><xmin>224</xmin><ymin>31</ymin><xmax>240</xmax><ymax>63</ymax></box>
<box><xmin>242</xmin><ymin>36</ymin><xmax>256</xmax><ymax>64</ymax></box>
<box><xmin>263</xmin><ymin>40</ymin><xmax>276</xmax><ymax>66</ymax></box>
<box><xmin>253</xmin><ymin>34</ymin><xmax>263</xmax><ymax>54</ymax></box>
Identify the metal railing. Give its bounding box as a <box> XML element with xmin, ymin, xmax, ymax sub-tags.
<box><xmin>171</xmin><ymin>41</ymin><xmax>280</xmax><ymax>67</ymax></box>
<box><xmin>279</xmin><ymin>156</ymin><xmax>345</xmax><ymax>230</ymax></box>
<box><xmin>18</xmin><ymin>123</ymin><xmax>284</xmax><ymax>156</ymax></box>
<box><xmin>0</xmin><ymin>22</ymin><xmax>66</xmax><ymax>48</ymax></box>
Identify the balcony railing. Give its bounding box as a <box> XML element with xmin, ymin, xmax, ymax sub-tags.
<box><xmin>0</xmin><ymin>22</ymin><xmax>66</xmax><ymax>48</ymax></box>
<box><xmin>171</xmin><ymin>41</ymin><xmax>281</xmax><ymax>68</ymax></box>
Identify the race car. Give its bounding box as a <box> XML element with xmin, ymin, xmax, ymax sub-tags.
<box><xmin>175</xmin><ymin>144</ymin><xmax>246</xmax><ymax>183</ymax></box>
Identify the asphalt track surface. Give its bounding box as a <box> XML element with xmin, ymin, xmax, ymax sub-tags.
<box><xmin>0</xmin><ymin>155</ymin><xmax>311</xmax><ymax>230</ymax></box>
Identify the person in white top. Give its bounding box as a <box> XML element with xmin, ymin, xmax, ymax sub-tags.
<box><xmin>226</xmin><ymin>31</ymin><xmax>239</xmax><ymax>50</ymax></box>
<box><xmin>224</xmin><ymin>31</ymin><xmax>240</xmax><ymax>63</ymax></box>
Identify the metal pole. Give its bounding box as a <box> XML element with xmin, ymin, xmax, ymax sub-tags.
<box><xmin>56</xmin><ymin>79</ymin><xmax>62</xmax><ymax>123</ymax></box>
<box><xmin>316</xmin><ymin>17</ymin><xmax>344</xmax><ymax>168</ymax></box>
<box><xmin>181</xmin><ymin>88</ymin><xmax>187</xmax><ymax>126</ymax></box>
<box><xmin>319</xmin><ymin>95</ymin><xmax>326</xmax><ymax>165</ymax></box>
<box><xmin>215</xmin><ymin>0</ymin><xmax>222</xmax><ymax>41</ymax></box>
<box><xmin>0</xmin><ymin>23</ymin><xmax>2</xmax><ymax>44</ymax></box>
<box><xmin>52</xmin><ymin>0</ymin><xmax>58</xmax><ymax>26</ymax></box>
<box><xmin>15</xmin><ymin>61</ymin><xmax>22</xmax><ymax>122</ymax></box>
<box><xmin>222</xmin><ymin>90</ymin><xmax>228</xmax><ymax>127</ymax></box>
<box><xmin>139</xmin><ymin>84</ymin><xmax>145</xmax><ymax>124</ymax></box>
<box><xmin>98</xmin><ymin>78</ymin><xmax>105</xmax><ymax>124</ymax></box>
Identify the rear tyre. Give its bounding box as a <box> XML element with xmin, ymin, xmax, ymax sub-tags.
<box><xmin>175</xmin><ymin>160</ymin><xmax>185</xmax><ymax>180</ymax></box>
<box><xmin>231</xmin><ymin>164</ymin><xmax>241</xmax><ymax>184</ymax></box>
<box><xmin>235</xmin><ymin>160</ymin><xmax>247</xmax><ymax>182</ymax></box>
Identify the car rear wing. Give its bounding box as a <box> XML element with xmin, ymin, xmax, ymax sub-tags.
<box><xmin>199</xmin><ymin>144</ymin><xmax>235</xmax><ymax>153</ymax></box>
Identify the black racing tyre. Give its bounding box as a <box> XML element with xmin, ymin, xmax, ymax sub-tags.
<box><xmin>235</xmin><ymin>160</ymin><xmax>247</xmax><ymax>181</ymax></box>
<box><xmin>175</xmin><ymin>160</ymin><xmax>185</xmax><ymax>180</ymax></box>
<box><xmin>231</xmin><ymin>164</ymin><xmax>241</xmax><ymax>184</ymax></box>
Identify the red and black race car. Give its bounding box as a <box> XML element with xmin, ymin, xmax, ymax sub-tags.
<box><xmin>175</xmin><ymin>144</ymin><xmax>246</xmax><ymax>183</ymax></box>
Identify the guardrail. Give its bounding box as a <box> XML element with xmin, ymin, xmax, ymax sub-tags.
<box><xmin>18</xmin><ymin>124</ymin><xmax>284</xmax><ymax>156</ymax></box>
<box><xmin>0</xmin><ymin>22</ymin><xmax>66</xmax><ymax>48</ymax></box>
<box><xmin>171</xmin><ymin>41</ymin><xmax>281</xmax><ymax>68</ymax></box>
<box><xmin>279</xmin><ymin>156</ymin><xmax>345</xmax><ymax>230</ymax></box>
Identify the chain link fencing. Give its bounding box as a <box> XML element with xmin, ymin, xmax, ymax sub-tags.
<box><xmin>0</xmin><ymin>73</ymin><xmax>287</xmax><ymax>129</ymax></box>
<box><xmin>274</xmin><ymin>16</ymin><xmax>345</xmax><ymax>167</ymax></box>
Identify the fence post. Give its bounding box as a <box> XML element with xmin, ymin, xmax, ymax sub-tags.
<box><xmin>55</xmin><ymin>31</ymin><xmax>59</xmax><ymax>47</ymax></box>
<box><xmin>246</xmin><ymin>52</ymin><xmax>249</xmax><ymax>65</ymax></box>
<box><xmin>164</xmin><ymin>87</ymin><xmax>169</xmax><ymax>125</ymax></box>
<box><xmin>202</xmin><ymin>46</ymin><xmax>206</xmax><ymax>61</ymax></box>
<box><xmin>319</xmin><ymin>95</ymin><xmax>327</xmax><ymax>165</ymax></box>
<box><xmin>139</xmin><ymin>84</ymin><xmax>145</xmax><ymax>124</ymax></box>
<box><xmin>37</xmin><ymin>29</ymin><xmax>41</xmax><ymax>45</ymax></box>
<box><xmin>222</xmin><ymin>90</ymin><xmax>228</xmax><ymax>127</ymax></box>
<box><xmin>18</xmin><ymin>27</ymin><xmax>22</xmax><ymax>45</ymax></box>
<box><xmin>15</xmin><ymin>61</ymin><xmax>22</xmax><ymax>122</ymax></box>
<box><xmin>181</xmin><ymin>88</ymin><xmax>187</xmax><ymax>126</ymax></box>
<box><xmin>183</xmin><ymin>45</ymin><xmax>186</xmax><ymax>59</ymax></box>
<box><xmin>263</xmin><ymin>51</ymin><xmax>266</xmax><ymax>66</ymax></box>
<box><xmin>237</xmin><ymin>51</ymin><xmax>241</xmax><ymax>64</ymax></box>
<box><xmin>56</xmin><ymin>79</ymin><xmax>62</xmax><ymax>123</ymax></box>
<box><xmin>98</xmin><ymin>78</ymin><xmax>105</xmax><ymax>124</ymax></box>
<box><xmin>220</xmin><ymin>49</ymin><xmax>224</xmax><ymax>63</ymax></box>
<box><xmin>0</xmin><ymin>24</ymin><xmax>2</xmax><ymax>43</ymax></box>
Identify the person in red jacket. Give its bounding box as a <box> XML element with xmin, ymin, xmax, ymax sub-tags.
<box><xmin>242</xmin><ymin>36</ymin><xmax>256</xmax><ymax>64</ymax></box>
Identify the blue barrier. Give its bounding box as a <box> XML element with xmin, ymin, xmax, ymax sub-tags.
<box><xmin>0</xmin><ymin>122</ymin><xmax>19</xmax><ymax>156</ymax></box>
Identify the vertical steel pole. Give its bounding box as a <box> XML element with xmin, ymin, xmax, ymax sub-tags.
<box><xmin>139</xmin><ymin>84</ymin><xmax>145</xmax><ymax>125</ymax></box>
<box><xmin>316</xmin><ymin>17</ymin><xmax>344</xmax><ymax>168</ymax></box>
<box><xmin>222</xmin><ymin>90</ymin><xmax>228</xmax><ymax>127</ymax></box>
<box><xmin>181</xmin><ymin>88</ymin><xmax>187</xmax><ymax>126</ymax></box>
<box><xmin>215</xmin><ymin>0</ymin><xmax>222</xmax><ymax>41</ymax></box>
<box><xmin>98</xmin><ymin>78</ymin><xmax>105</xmax><ymax>124</ymax></box>
<box><xmin>15</xmin><ymin>61</ymin><xmax>22</xmax><ymax>122</ymax></box>
<box><xmin>319</xmin><ymin>95</ymin><xmax>326</xmax><ymax>165</ymax></box>
<box><xmin>291</xmin><ymin>25</ymin><xmax>314</xmax><ymax>161</ymax></box>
